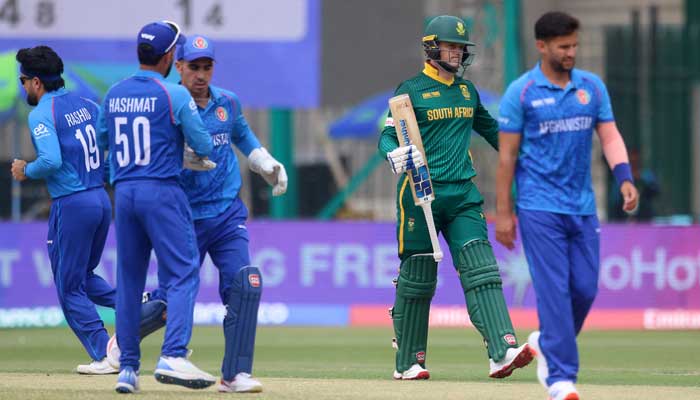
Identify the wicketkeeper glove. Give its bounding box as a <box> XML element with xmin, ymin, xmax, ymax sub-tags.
<box><xmin>248</xmin><ymin>147</ymin><xmax>288</xmax><ymax>196</ymax></box>
<box><xmin>183</xmin><ymin>145</ymin><xmax>217</xmax><ymax>171</ymax></box>
<box><xmin>387</xmin><ymin>144</ymin><xmax>424</xmax><ymax>174</ymax></box>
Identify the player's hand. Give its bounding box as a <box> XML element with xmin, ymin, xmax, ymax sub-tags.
<box><xmin>11</xmin><ymin>159</ymin><xmax>27</xmax><ymax>181</ymax></box>
<box><xmin>183</xmin><ymin>145</ymin><xmax>217</xmax><ymax>171</ymax></box>
<box><xmin>495</xmin><ymin>213</ymin><xmax>517</xmax><ymax>250</ymax></box>
<box><xmin>249</xmin><ymin>147</ymin><xmax>287</xmax><ymax>196</ymax></box>
<box><xmin>620</xmin><ymin>181</ymin><xmax>639</xmax><ymax>214</ymax></box>
<box><xmin>387</xmin><ymin>145</ymin><xmax>424</xmax><ymax>174</ymax></box>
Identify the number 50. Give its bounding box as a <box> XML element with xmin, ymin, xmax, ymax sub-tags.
<box><xmin>114</xmin><ymin>116</ymin><xmax>151</xmax><ymax>167</ymax></box>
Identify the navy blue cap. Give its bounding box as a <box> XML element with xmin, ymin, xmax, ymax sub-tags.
<box><xmin>177</xmin><ymin>35</ymin><xmax>215</xmax><ymax>61</ymax></box>
<box><xmin>137</xmin><ymin>20</ymin><xmax>186</xmax><ymax>56</ymax></box>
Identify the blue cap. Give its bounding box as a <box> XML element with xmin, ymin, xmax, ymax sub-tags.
<box><xmin>137</xmin><ymin>20</ymin><xmax>186</xmax><ymax>56</ymax></box>
<box><xmin>176</xmin><ymin>35</ymin><xmax>215</xmax><ymax>61</ymax></box>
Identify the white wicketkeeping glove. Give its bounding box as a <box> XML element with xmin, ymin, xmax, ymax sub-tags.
<box><xmin>387</xmin><ymin>144</ymin><xmax>424</xmax><ymax>174</ymax></box>
<box><xmin>248</xmin><ymin>147</ymin><xmax>288</xmax><ymax>196</ymax></box>
<box><xmin>183</xmin><ymin>145</ymin><xmax>217</xmax><ymax>171</ymax></box>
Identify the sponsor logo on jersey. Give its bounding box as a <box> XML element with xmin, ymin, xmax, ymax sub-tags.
<box><xmin>416</xmin><ymin>351</ymin><xmax>426</xmax><ymax>363</ymax></box>
<box><xmin>577</xmin><ymin>89</ymin><xmax>591</xmax><ymax>105</ymax></box>
<box><xmin>249</xmin><ymin>274</ymin><xmax>261</xmax><ymax>288</ymax></box>
<box><xmin>216</xmin><ymin>106</ymin><xmax>228</xmax><ymax>121</ymax></box>
<box><xmin>212</xmin><ymin>132</ymin><xmax>230</xmax><ymax>146</ymax></box>
<box><xmin>408</xmin><ymin>218</ymin><xmax>415</xmax><ymax>232</ymax></box>
<box><xmin>189</xmin><ymin>99</ymin><xmax>197</xmax><ymax>111</ymax></box>
<box><xmin>32</xmin><ymin>123</ymin><xmax>50</xmax><ymax>139</ymax></box>
<box><xmin>421</xmin><ymin>91</ymin><xmax>441</xmax><ymax>99</ymax></box>
<box><xmin>503</xmin><ymin>334</ymin><xmax>517</xmax><ymax>345</ymax></box>
<box><xmin>456</xmin><ymin>22</ymin><xmax>466</xmax><ymax>36</ymax></box>
<box><xmin>538</xmin><ymin>116</ymin><xmax>593</xmax><ymax>135</ymax></box>
<box><xmin>384</xmin><ymin>117</ymin><xmax>394</xmax><ymax>127</ymax></box>
<box><xmin>193</xmin><ymin>36</ymin><xmax>208</xmax><ymax>49</ymax></box>
<box><xmin>459</xmin><ymin>84</ymin><xmax>470</xmax><ymax>101</ymax></box>
<box><xmin>531</xmin><ymin>97</ymin><xmax>555</xmax><ymax>108</ymax></box>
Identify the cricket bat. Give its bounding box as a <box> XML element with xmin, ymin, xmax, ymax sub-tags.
<box><xmin>389</xmin><ymin>94</ymin><xmax>443</xmax><ymax>262</ymax></box>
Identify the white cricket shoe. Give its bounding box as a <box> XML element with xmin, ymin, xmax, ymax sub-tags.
<box><xmin>528</xmin><ymin>331</ymin><xmax>549</xmax><ymax>388</ymax></box>
<box><xmin>218</xmin><ymin>372</ymin><xmax>263</xmax><ymax>393</ymax></box>
<box><xmin>154</xmin><ymin>356</ymin><xmax>216</xmax><ymax>389</ymax></box>
<box><xmin>392</xmin><ymin>364</ymin><xmax>430</xmax><ymax>380</ymax></box>
<box><xmin>489</xmin><ymin>343</ymin><xmax>534</xmax><ymax>378</ymax></box>
<box><xmin>548</xmin><ymin>380</ymin><xmax>580</xmax><ymax>400</ymax></box>
<box><xmin>76</xmin><ymin>357</ymin><xmax>118</xmax><ymax>375</ymax></box>
<box><xmin>106</xmin><ymin>334</ymin><xmax>120</xmax><ymax>369</ymax></box>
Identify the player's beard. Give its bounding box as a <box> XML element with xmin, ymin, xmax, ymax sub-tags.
<box><xmin>26</xmin><ymin>92</ymin><xmax>38</xmax><ymax>106</ymax></box>
<box><xmin>551</xmin><ymin>56</ymin><xmax>575</xmax><ymax>73</ymax></box>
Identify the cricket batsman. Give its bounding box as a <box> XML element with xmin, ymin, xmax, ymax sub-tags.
<box><xmin>378</xmin><ymin>15</ymin><xmax>534</xmax><ymax>380</ymax></box>
<box><xmin>496</xmin><ymin>12</ymin><xmax>638</xmax><ymax>400</ymax></box>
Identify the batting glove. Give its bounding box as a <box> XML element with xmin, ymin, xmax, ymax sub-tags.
<box><xmin>183</xmin><ymin>145</ymin><xmax>217</xmax><ymax>171</ymax></box>
<box><xmin>387</xmin><ymin>144</ymin><xmax>424</xmax><ymax>174</ymax></box>
<box><xmin>248</xmin><ymin>147</ymin><xmax>288</xmax><ymax>196</ymax></box>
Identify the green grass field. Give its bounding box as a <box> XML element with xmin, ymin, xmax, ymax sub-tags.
<box><xmin>1</xmin><ymin>326</ymin><xmax>699</xmax><ymax>399</ymax></box>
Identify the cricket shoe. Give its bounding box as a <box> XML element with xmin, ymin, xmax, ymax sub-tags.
<box><xmin>106</xmin><ymin>334</ymin><xmax>120</xmax><ymax>369</ymax></box>
<box><xmin>218</xmin><ymin>372</ymin><xmax>263</xmax><ymax>393</ymax></box>
<box><xmin>392</xmin><ymin>364</ymin><xmax>430</xmax><ymax>380</ymax></box>
<box><xmin>106</xmin><ymin>334</ymin><xmax>193</xmax><ymax>369</ymax></box>
<box><xmin>115</xmin><ymin>366</ymin><xmax>139</xmax><ymax>394</ymax></box>
<box><xmin>76</xmin><ymin>357</ymin><xmax>118</xmax><ymax>375</ymax></box>
<box><xmin>154</xmin><ymin>356</ymin><xmax>216</xmax><ymax>389</ymax></box>
<box><xmin>528</xmin><ymin>331</ymin><xmax>549</xmax><ymax>388</ymax></box>
<box><xmin>489</xmin><ymin>343</ymin><xmax>535</xmax><ymax>378</ymax></box>
<box><xmin>548</xmin><ymin>380</ymin><xmax>579</xmax><ymax>400</ymax></box>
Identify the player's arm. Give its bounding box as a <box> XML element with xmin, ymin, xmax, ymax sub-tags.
<box><xmin>593</xmin><ymin>76</ymin><xmax>638</xmax><ymax>213</ymax></box>
<box><xmin>472</xmin><ymin>89</ymin><xmax>499</xmax><ymax>151</ymax></box>
<box><xmin>494</xmin><ymin>82</ymin><xmax>525</xmax><ymax>250</ymax></box>
<box><xmin>597</xmin><ymin>121</ymin><xmax>638</xmax><ymax>212</ymax></box>
<box><xmin>23</xmin><ymin>111</ymin><xmax>62</xmax><ymax>179</ymax></box>
<box><xmin>172</xmin><ymin>87</ymin><xmax>213</xmax><ymax>157</ymax></box>
<box><xmin>225</xmin><ymin>93</ymin><xmax>287</xmax><ymax>196</ymax></box>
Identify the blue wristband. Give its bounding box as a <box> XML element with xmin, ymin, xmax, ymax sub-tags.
<box><xmin>612</xmin><ymin>163</ymin><xmax>634</xmax><ymax>187</ymax></box>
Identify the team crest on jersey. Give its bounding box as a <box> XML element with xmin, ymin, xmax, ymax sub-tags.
<box><xmin>216</xmin><ymin>106</ymin><xmax>228</xmax><ymax>121</ymax></box>
<box><xmin>459</xmin><ymin>84</ymin><xmax>471</xmax><ymax>101</ymax></box>
<box><xmin>193</xmin><ymin>36</ymin><xmax>208</xmax><ymax>49</ymax></box>
<box><xmin>576</xmin><ymin>89</ymin><xmax>591</xmax><ymax>105</ymax></box>
<box><xmin>407</xmin><ymin>218</ymin><xmax>415</xmax><ymax>232</ymax></box>
<box><xmin>249</xmin><ymin>274</ymin><xmax>261</xmax><ymax>288</ymax></box>
<box><xmin>456</xmin><ymin>22</ymin><xmax>466</xmax><ymax>36</ymax></box>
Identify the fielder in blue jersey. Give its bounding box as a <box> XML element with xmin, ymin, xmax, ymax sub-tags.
<box><xmin>95</xmin><ymin>21</ymin><xmax>216</xmax><ymax>394</ymax></box>
<box><xmin>11</xmin><ymin>46</ymin><xmax>117</xmax><ymax>375</ymax></box>
<box><xmin>109</xmin><ymin>34</ymin><xmax>288</xmax><ymax>393</ymax></box>
<box><xmin>495</xmin><ymin>12</ymin><xmax>639</xmax><ymax>400</ymax></box>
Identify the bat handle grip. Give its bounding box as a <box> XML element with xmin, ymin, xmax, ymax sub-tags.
<box><xmin>420</xmin><ymin>203</ymin><xmax>443</xmax><ymax>262</ymax></box>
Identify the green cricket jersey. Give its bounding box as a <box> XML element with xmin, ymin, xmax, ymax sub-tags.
<box><xmin>379</xmin><ymin>62</ymin><xmax>499</xmax><ymax>182</ymax></box>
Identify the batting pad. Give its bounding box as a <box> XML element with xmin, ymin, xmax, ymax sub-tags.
<box><xmin>392</xmin><ymin>254</ymin><xmax>437</xmax><ymax>373</ymax></box>
<box><xmin>139</xmin><ymin>299</ymin><xmax>167</xmax><ymax>339</ymax></box>
<box><xmin>457</xmin><ymin>239</ymin><xmax>517</xmax><ymax>362</ymax></box>
<box><xmin>222</xmin><ymin>266</ymin><xmax>262</xmax><ymax>380</ymax></box>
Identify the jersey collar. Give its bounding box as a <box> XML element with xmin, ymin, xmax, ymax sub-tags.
<box><xmin>422</xmin><ymin>62</ymin><xmax>454</xmax><ymax>86</ymax></box>
<box><xmin>532</xmin><ymin>62</ymin><xmax>583</xmax><ymax>90</ymax></box>
<box><xmin>38</xmin><ymin>87</ymin><xmax>68</xmax><ymax>105</ymax></box>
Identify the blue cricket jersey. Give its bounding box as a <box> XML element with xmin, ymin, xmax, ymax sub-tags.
<box><xmin>96</xmin><ymin>69</ymin><xmax>213</xmax><ymax>183</ymax></box>
<box><xmin>499</xmin><ymin>63</ymin><xmax>614</xmax><ymax>215</ymax></box>
<box><xmin>25</xmin><ymin>88</ymin><xmax>104</xmax><ymax>198</ymax></box>
<box><xmin>180</xmin><ymin>85</ymin><xmax>261</xmax><ymax>220</ymax></box>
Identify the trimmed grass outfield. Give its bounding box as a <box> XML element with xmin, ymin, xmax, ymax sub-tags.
<box><xmin>1</xmin><ymin>327</ymin><xmax>700</xmax><ymax>399</ymax></box>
